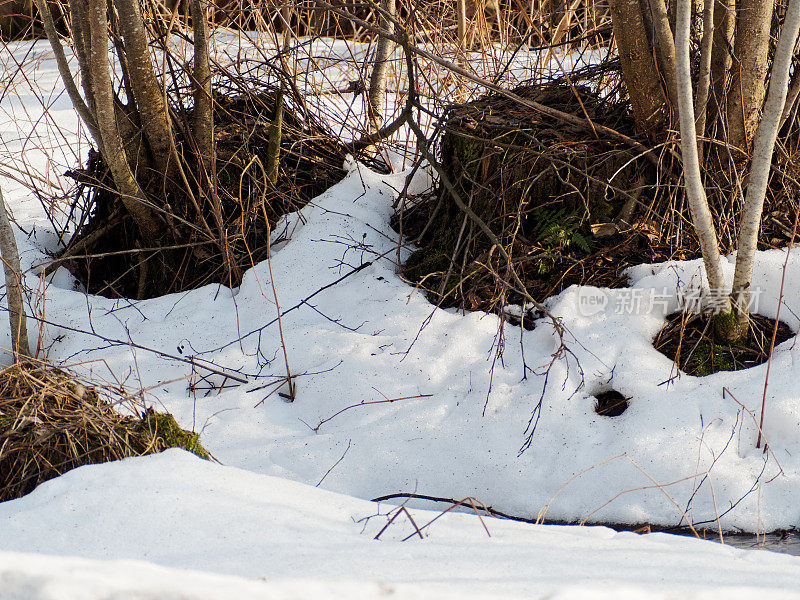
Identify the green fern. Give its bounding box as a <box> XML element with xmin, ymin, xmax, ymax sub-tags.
<box><xmin>571</xmin><ymin>231</ymin><xmax>591</xmax><ymax>253</ymax></box>
<box><xmin>528</xmin><ymin>207</ymin><xmax>590</xmax><ymax>254</ymax></box>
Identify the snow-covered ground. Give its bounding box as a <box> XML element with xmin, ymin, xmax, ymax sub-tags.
<box><xmin>1</xmin><ymin>36</ymin><xmax>800</xmax><ymax>597</ymax></box>
<box><xmin>3</xmin><ymin>450</ymin><xmax>800</xmax><ymax>600</ymax></box>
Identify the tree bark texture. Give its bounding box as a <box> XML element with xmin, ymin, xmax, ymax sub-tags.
<box><xmin>191</xmin><ymin>0</ymin><xmax>213</xmax><ymax>170</ymax></box>
<box><xmin>708</xmin><ymin>0</ymin><xmax>735</xmax><ymax>136</ymax></box>
<box><xmin>694</xmin><ymin>0</ymin><xmax>716</xmax><ymax>153</ymax></box>
<box><xmin>0</xmin><ymin>187</ymin><xmax>30</xmax><ymax>361</ymax></box>
<box><xmin>32</xmin><ymin>0</ymin><xmax>102</xmax><ymax>148</ymax></box>
<box><xmin>675</xmin><ymin>0</ymin><xmax>729</xmax><ymax>303</ymax></box>
<box><xmin>610</xmin><ymin>0</ymin><xmax>668</xmax><ymax>134</ymax></box>
<box><xmin>647</xmin><ymin>0</ymin><xmax>679</xmax><ymax>109</ymax></box>
<box><xmin>730</xmin><ymin>0</ymin><xmax>800</xmax><ymax>333</ymax></box>
<box><xmin>368</xmin><ymin>0</ymin><xmax>395</xmax><ymax>133</ymax></box>
<box><xmin>114</xmin><ymin>0</ymin><xmax>176</xmax><ymax>176</ymax></box>
<box><xmin>86</xmin><ymin>0</ymin><xmax>159</xmax><ymax>242</ymax></box>
<box><xmin>726</xmin><ymin>0</ymin><xmax>775</xmax><ymax>153</ymax></box>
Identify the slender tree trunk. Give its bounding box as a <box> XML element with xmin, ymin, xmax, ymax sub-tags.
<box><xmin>675</xmin><ymin>0</ymin><xmax>729</xmax><ymax>306</ymax></box>
<box><xmin>191</xmin><ymin>0</ymin><xmax>213</xmax><ymax>169</ymax></box>
<box><xmin>779</xmin><ymin>65</ymin><xmax>800</xmax><ymax>130</ymax></box>
<box><xmin>457</xmin><ymin>0</ymin><xmax>468</xmax><ymax>58</ymax></box>
<box><xmin>0</xmin><ymin>187</ymin><xmax>29</xmax><ymax>361</ymax></box>
<box><xmin>694</xmin><ymin>0</ymin><xmax>715</xmax><ymax>157</ymax></box>
<box><xmin>728</xmin><ymin>0</ymin><xmax>800</xmax><ymax>338</ymax></box>
<box><xmin>726</xmin><ymin>0</ymin><xmax>774</xmax><ymax>154</ymax></box>
<box><xmin>367</xmin><ymin>0</ymin><xmax>395</xmax><ymax>133</ymax></box>
<box><xmin>32</xmin><ymin>0</ymin><xmax>102</xmax><ymax>148</ymax></box>
<box><xmin>610</xmin><ymin>0</ymin><xmax>668</xmax><ymax>134</ymax></box>
<box><xmin>647</xmin><ymin>0</ymin><xmax>679</xmax><ymax>109</ymax></box>
<box><xmin>708</xmin><ymin>0</ymin><xmax>735</xmax><ymax>136</ymax></box>
<box><xmin>114</xmin><ymin>0</ymin><xmax>176</xmax><ymax>176</ymax></box>
<box><xmin>86</xmin><ymin>0</ymin><xmax>159</xmax><ymax>242</ymax></box>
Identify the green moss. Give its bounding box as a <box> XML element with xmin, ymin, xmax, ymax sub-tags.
<box><xmin>713</xmin><ymin>309</ymin><xmax>748</xmax><ymax>345</ymax></box>
<box><xmin>691</xmin><ymin>341</ymin><xmax>737</xmax><ymax>376</ymax></box>
<box><xmin>135</xmin><ymin>411</ymin><xmax>210</xmax><ymax>460</ymax></box>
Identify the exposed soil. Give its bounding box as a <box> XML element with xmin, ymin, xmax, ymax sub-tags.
<box><xmin>594</xmin><ymin>390</ymin><xmax>629</xmax><ymax>416</ymax></box>
<box><xmin>653</xmin><ymin>312</ymin><xmax>795</xmax><ymax>376</ymax></box>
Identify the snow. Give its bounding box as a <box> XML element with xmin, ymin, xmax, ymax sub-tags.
<box><xmin>0</xmin><ymin>35</ymin><xmax>799</xmax><ymax>597</ymax></box>
<box><xmin>2</xmin><ymin>450</ymin><xmax>800</xmax><ymax>600</ymax></box>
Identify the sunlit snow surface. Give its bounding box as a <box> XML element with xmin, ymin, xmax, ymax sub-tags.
<box><xmin>2</xmin><ymin>450</ymin><xmax>800</xmax><ymax>600</ymax></box>
<box><xmin>0</xmin><ymin>36</ymin><xmax>799</xmax><ymax>598</ymax></box>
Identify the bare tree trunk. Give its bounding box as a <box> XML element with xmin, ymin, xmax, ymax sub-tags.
<box><xmin>267</xmin><ymin>6</ymin><xmax>291</xmax><ymax>184</ymax></box>
<box><xmin>86</xmin><ymin>0</ymin><xmax>159</xmax><ymax>242</ymax></box>
<box><xmin>31</xmin><ymin>0</ymin><xmax>102</xmax><ymax>148</ymax></box>
<box><xmin>728</xmin><ymin>0</ymin><xmax>800</xmax><ymax>337</ymax></box>
<box><xmin>694</xmin><ymin>0</ymin><xmax>715</xmax><ymax>156</ymax></box>
<box><xmin>457</xmin><ymin>0</ymin><xmax>468</xmax><ymax>58</ymax></box>
<box><xmin>114</xmin><ymin>0</ymin><xmax>176</xmax><ymax>176</ymax></box>
<box><xmin>0</xmin><ymin>187</ymin><xmax>29</xmax><ymax>361</ymax></box>
<box><xmin>610</xmin><ymin>0</ymin><xmax>668</xmax><ymax>134</ymax></box>
<box><xmin>708</xmin><ymin>0</ymin><xmax>735</xmax><ymax>136</ymax></box>
<box><xmin>675</xmin><ymin>0</ymin><xmax>729</xmax><ymax>305</ymax></box>
<box><xmin>726</xmin><ymin>0</ymin><xmax>774</xmax><ymax>153</ymax></box>
<box><xmin>191</xmin><ymin>0</ymin><xmax>213</xmax><ymax>169</ymax></box>
<box><xmin>456</xmin><ymin>0</ymin><xmax>467</xmax><ymax>56</ymax></box>
<box><xmin>647</xmin><ymin>0</ymin><xmax>679</xmax><ymax>109</ymax></box>
<box><xmin>779</xmin><ymin>66</ymin><xmax>800</xmax><ymax>130</ymax></box>
<box><xmin>367</xmin><ymin>0</ymin><xmax>395</xmax><ymax>133</ymax></box>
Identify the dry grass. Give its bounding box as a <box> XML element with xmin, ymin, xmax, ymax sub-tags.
<box><xmin>0</xmin><ymin>361</ymin><xmax>209</xmax><ymax>502</ymax></box>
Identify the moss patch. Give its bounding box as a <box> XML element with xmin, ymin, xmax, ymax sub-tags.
<box><xmin>135</xmin><ymin>409</ymin><xmax>210</xmax><ymax>461</ymax></box>
<box><xmin>653</xmin><ymin>312</ymin><xmax>794</xmax><ymax>376</ymax></box>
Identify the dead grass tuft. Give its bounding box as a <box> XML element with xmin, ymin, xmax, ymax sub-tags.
<box><xmin>0</xmin><ymin>361</ymin><xmax>209</xmax><ymax>502</ymax></box>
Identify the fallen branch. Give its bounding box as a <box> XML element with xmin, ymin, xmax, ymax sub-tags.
<box><xmin>312</xmin><ymin>390</ymin><xmax>433</xmax><ymax>431</ymax></box>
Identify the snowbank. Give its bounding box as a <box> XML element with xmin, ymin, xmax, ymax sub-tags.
<box><xmin>2</xmin><ymin>450</ymin><xmax>800</xmax><ymax>599</ymax></box>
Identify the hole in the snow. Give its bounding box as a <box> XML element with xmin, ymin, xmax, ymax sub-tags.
<box><xmin>594</xmin><ymin>390</ymin><xmax>629</xmax><ymax>417</ymax></box>
<box><xmin>653</xmin><ymin>311</ymin><xmax>795</xmax><ymax>376</ymax></box>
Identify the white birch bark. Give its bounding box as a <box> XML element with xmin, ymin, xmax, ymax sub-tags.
<box><xmin>730</xmin><ymin>0</ymin><xmax>800</xmax><ymax>328</ymax></box>
<box><xmin>675</xmin><ymin>0</ymin><xmax>728</xmax><ymax>305</ymax></box>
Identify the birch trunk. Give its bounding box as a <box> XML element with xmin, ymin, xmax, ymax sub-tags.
<box><xmin>728</xmin><ymin>0</ymin><xmax>800</xmax><ymax>337</ymax></box>
<box><xmin>114</xmin><ymin>0</ymin><xmax>176</xmax><ymax>176</ymax></box>
<box><xmin>191</xmin><ymin>0</ymin><xmax>213</xmax><ymax>170</ymax></box>
<box><xmin>694</xmin><ymin>0</ymin><xmax>715</xmax><ymax>155</ymax></box>
<box><xmin>647</xmin><ymin>0</ymin><xmax>679</xmax><ymax>109</ymax></box>
<box><xmin>609</xmin><ymin>0</ymin><xmax>667</xmax><ymax>134</ymax></box>
<box><xmin>708</xmin><ymin>0</ymin><xmax>734</xmax><ymax>136</ymax></box>
<box><xmin>675</xmin><ymin>0</ymin><xmax>729</xmax><ymax>304</ymax></box>
<box><xmin>367</xmin><ymin>0</ymin><xmax>395</xmax><ymax>133</ymax></box>
<box><xmin>32</xmin><ymin>0</ymin><xmax>102</xmax><ymax>149</ymax></box>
